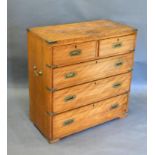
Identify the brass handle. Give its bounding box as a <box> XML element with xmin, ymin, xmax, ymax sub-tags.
<box><xmin>63</xmin><ymin>119</ymin><xmax>74</xmax><ymax>126</ymax></box>
<box><xmin>38</xmin><ymin>71</ymin><xmax>43</xmax><ymax>76</ymax></box>
<box><xmin>110</xmin><ymin>103</ymin><xmax>119</xmax><ymax>110</ymax></box>
<box><xmin>115</xmin><ymin>61</ymin><xmax>124</xmax><ymax>67</ymax></box>
<box><xmin>33</xmin><ymin>65</ymin><xmax>43</xmax><ymax>76</ymax></box>
<box><xmin>112</xmin><ymin>42</ymin><xmax>122</xmax><ymax>48</ymax></box>
<box><xmin>34</xmin><ymin>70</ymin><xmax>43</xmax><ymax>76</ymax></box>
<box><xmin>112</xmin><ymin>82</ymin><xmax>122</xmax><ymax>88</ymax></box>
<box><xmin>65</xmin><ymin>72</ymin><xmax>76</xmax><ymax>78</ymax></box>
<box><xmin>64</xmin><ymin>95</ymin><xmax>76</xmax><ymax>102</ymax></box>
<box><xmin>33</xmin><ymin>65</ymin><xmax>37</xmax><ymax>70</ymax></box>
<box><xmin>70</xmin><ymin>49</ymin><xmax>81</xmax><ymax>56</ymax></box>
<box><xmin>34</xmin><ymin>70</ymin><xmax>39</xmax><ymax>76</ymax></box>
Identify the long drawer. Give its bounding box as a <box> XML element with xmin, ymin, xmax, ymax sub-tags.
<box><xmin>53</xmin><ymin>94</ymin><xmax>128</xmax><ymax>139</ymax></box>
<box><xmin>53</xmin><ymin>52</ymin><xmax>133</xmax><ymax>89</ymax></box>
<box><xmin>53</xmin><ymin>72</ymin><xmax>131</xmax><ymax>113</ymax></box>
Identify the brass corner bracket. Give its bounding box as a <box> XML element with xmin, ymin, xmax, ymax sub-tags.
<box><xmin>46</xmin><ymin>40</ymin><xmax>58</xmax><ymax>44</ymax></box>
<box><xmin>46</xmin><ymin>87</ymin><xmax>57</xmax><ymax>93</ymax></box>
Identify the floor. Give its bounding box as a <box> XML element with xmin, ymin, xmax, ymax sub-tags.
<box><xmin>8</xmin><ymin>62</ymin><xmax>147</xmax><ymax>155</ymax></box>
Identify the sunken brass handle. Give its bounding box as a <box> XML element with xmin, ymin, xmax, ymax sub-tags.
<box><xmin>65</xmin><ymin>72</ymin><xmax>76</xmax><ymax>78</ymax></box>
<box><xmin>64</xmin><ymin>95</ymin><xmax>76</xmax><ymax>102</ymax></box>
<box><xmin>34</xmin><ymin>70</ymin><xmax>43</xmax><ymax>76</ymax></box>
<box><xmin>33</xmin><ymin>65</ymin><xmax>37</xmax><ymax>70</ymax></box>
<box><xmin>34</xmin><ymin>70</ymin><xmax>39</xmax><ymax>76</ymax></box>
<box><xmin>115</xmin><ymin>61</ymin><xmax>124</xmax><ymax>67</ymax></box>
<box><xmin>33</xmin><ymin>65</ymin><xmax>43</xmax><ymax>76</ymax></box>
<box><xmin>112</xmin><ymin>82</ymin><xmax>122</xmax><ymax>88</ymax></box>
<box><xmin>112</xmin><ymin>42</ymin><xmax>122</xmax><ymax>48</ymax></box>
<box><xmin>110</xmin><ymin>103</ymin><xmax>119</xmax><ymax>110</ymax></box>
<box><xmin>63</xmin><ymin>119</ymin><xmax>74</xmax><ymax>126</ymax></box>
<box><xmin>38</xmin><ymin>71</ymin><xmax>43</xmax><ymax>76</ymax></box>
<box><xmin>70</xmin><ymin>49</ymin><xmax>81</xmax><ymax>56</ymax></box>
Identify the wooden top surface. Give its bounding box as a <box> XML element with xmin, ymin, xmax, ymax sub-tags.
<box><xmin>28</xmin><ymin>20</ymin><xmax>137</xmax><ymax>45</ymax></box>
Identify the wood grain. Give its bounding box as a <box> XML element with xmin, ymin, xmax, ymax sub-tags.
<box><xmin>99</xmin><ymin>34</ymin><xmax>136</xmax><ymax>57</ymax></box>
<box><xmin>28</xmin><ymin>32</ymin><xmax>52</xmax><ymax>139</ymax></box>
<box><xmin>53</xmin><ymin>72</ymin><xmax>131</xmax><ymax>113</ymax></box>
<box><xmin>53</xmin><ymin>41</ymin><xmax>96</xmax><ymax>66</ymax></box>
<box><xmin>28</xmin><ymin>20</ymin><xmax>137</xmax><ymax>46</ymax></box>
<box><xmin>53</xmin><ymin>52</ymin><xmax>134</xmax><ymax>89</ymax></box>
<box><xmin>27</xmin><ymin>19</ymin><xmax>137</xmax><ymax>142</ymax></box>
<box><xmin>53</xmin><ymin>94</ymin><xmax>128</xmax><ymax>139</ymax></box>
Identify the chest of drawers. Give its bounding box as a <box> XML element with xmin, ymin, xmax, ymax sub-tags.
<box><xmin>27</xmin><ymin>20</ymin><xmax>137</xmax><ymax>143</ymax></box>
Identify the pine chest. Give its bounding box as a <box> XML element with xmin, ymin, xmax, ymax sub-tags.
<box><xmin>27</xmin><ymin>20</ymin><xmax>137</xmax><ymax>143</ymax></box>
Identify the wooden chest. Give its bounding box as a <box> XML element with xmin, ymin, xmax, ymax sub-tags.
<box><xmin>27</xmin><ymin>20</ymin><xmax>137</xmax><ymax>143</ymax></box>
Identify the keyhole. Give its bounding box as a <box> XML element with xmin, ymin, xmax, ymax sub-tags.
<box><xmin>94</xmin><ymin>82</ymin><xmax>97</xmax><ymax>85</ymax></box>
<box><xmin>75</xmin><ymin>45</ymin><xmax>77</xmax><ymax>48</ymax></box>
<box><xmin>117</xmin><ymin>38</ymin><xmax>119</xmax><ymax>41</ymax></box>
<box><xmin>96</xmin><ymin>61</ymin><xmax>98</xmax><ymax>64</ymax></box>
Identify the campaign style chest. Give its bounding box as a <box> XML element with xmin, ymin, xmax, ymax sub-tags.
<box><xmin>27</xmin><ymin>20</ymin><xmax>137</xmax><ymax>143</ymax></box>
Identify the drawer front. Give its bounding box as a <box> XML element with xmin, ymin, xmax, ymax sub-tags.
<box><xmin>53</xmin><ymin>41</ymin><xmax>97</xmax><ymax>66</ymax></box>
<box><xmin>53</xmin><ymin>52</ymin><xmax>133</xmax><ymax>89</ymax></box>
<box><xmin>53</xmin><ymin>72</ymin><xmax>131</xmax><ymax>113</ymax></box>
<box><xmin>53</xmin><ymin>94</ymin><xmax>128</xmax><ymax>139</ymax></box>
<box><xmin>99</xmin><ymin>35</ymin><xmax>136</xmax><ymax>57</ymax></box>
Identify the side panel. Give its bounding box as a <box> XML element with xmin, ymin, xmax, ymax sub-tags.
<box><xmin>28</xmin><ymin>32</ymin><xmax>52</xmax><ymax>140</ymax></box>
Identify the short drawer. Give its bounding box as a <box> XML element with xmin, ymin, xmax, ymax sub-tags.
<box><xmin>53</xmin><ymin>72</ymin><xmax>131</xmax><ymax>113</ymax></box>
<box><xmin>99</xmin><ymin>34</ymin><xmax>136</xmax><ymax>57</ymax></box>
<box><xmin>53</xmin><ymin>52</ymin><xmax>133</xmax><ymax>89</ymax></box>
<box><xmin>53</xmin><ymin>94</ymin><xmax>128</xmax><ymax>139</ymax></box>
<box><xmin>53</xmin><ymin>41</ymin><xmax>97</xmax><ymax>66</ymax></box>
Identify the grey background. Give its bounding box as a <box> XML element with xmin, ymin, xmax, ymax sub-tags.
<box><xmin>8</xmin><ymin>0</ymin><xmax>147</xmax><ymax>155</ymax></box>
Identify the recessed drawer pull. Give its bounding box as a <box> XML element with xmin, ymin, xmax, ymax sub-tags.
<box><xmin>65</xmin><ymin>72</ymin><xmax>76</xmax><ymax>78</ymax></box>
<box><xmin>69</xmin><ymin>49</ymin><xmax>81</xmax><ymax>56</ymax></box>
<box><xmin>110</xmin><ymin>103</ymin><xmax>119</xmax><ymax>110</ymax></box>
<box><xmin>63</xmin><ymin>119</ymin><xmax>74</xmax><ymax>126</ymax></box>
<box><xmin>115</xmin><ymin>61</ymin><xmax>124</xmax><ymax>67</ymax></box>
<box><xmin>112</xmin><ymin>42</ymin><xmax>122</xmax><ymax>48</ymax></box>
<box><xmin>64</xmin><ymin>95</ymin><xmax>76</xmax><ymax>102</ymax></box>
<box><xmin>112</xmin><ymin>82</ymin><xmax>122</xmax><ymax>88</ymax></box>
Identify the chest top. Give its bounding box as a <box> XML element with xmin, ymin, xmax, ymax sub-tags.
<box><xmin>28</xmin><ymin>20</ymin><xmax>136</xmax><ymax>46</ymax></box>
